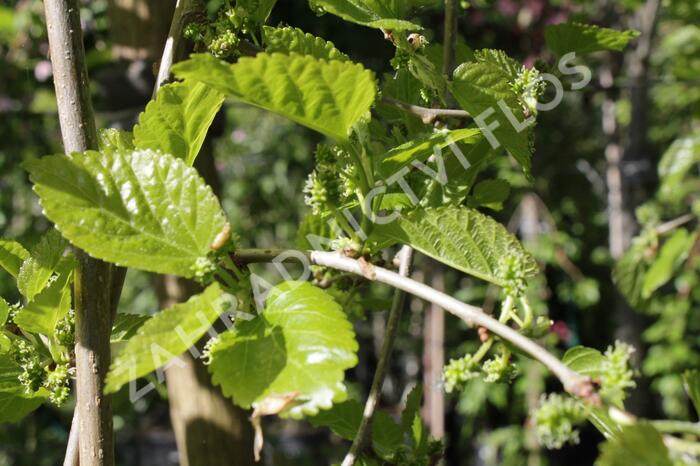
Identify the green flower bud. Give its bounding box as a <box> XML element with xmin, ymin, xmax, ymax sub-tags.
<box><xmin>482</xmin><ymin>352</ymin><xmax>518</xmax><ymax>384</ymax></box>
<box><xmin>534</xmin><ymin>393</ymin><xmax>587</xmax><ymax>449</ymax></box>
<box><xmin>55</xmin><ymin>309</ymin><xmax>75</xmax><ymax>348</ymax></box>
<box><xmin>600</xmin><ymin>341</ymin><xmax>636</xmax><ymax>406</ymax></box>
<box><xmin>443</xmin><ymin>354</ymin><xmax>480</xmax><ymax>393</ymax></box>
<box><xmin>44</xmin><ymin>363</ymin><xmax>72</xmax><ymax>407</ymax></box>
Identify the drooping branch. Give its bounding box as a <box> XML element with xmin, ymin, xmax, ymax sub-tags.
<box><xmin>341</xmin><ymin>246</ymin><xmax>414</xmax><ymax>466</ymax></box>
<box><xmin>232</xmin><ymin>248</ymin><xmax>598</xmax><ymax>401</ymax></box>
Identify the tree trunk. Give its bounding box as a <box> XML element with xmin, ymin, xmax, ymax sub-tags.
<box><xmin>157</xmin><ymin>146</ymin><xmax>257</xmax><ymax>466</ymax></box>
<box><xmin>44</xmin><ymin>1</ymin><xmax>115</xmax><ymax>465</ymax></box>
<box><xmin>422</xmin><ymin>264</ymin><xmax>445</xmax><ymax>438</ymax></box>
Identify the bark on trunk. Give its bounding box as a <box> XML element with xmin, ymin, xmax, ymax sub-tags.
<box><xmin>422</xmin><ymin>264</ymin><xmax>445</xmax><ymax>438</ymax></box>
<box><xmin>44</xmin><ymin>1</ymin><xmax>115</xmax><ymax>465</ymax></box>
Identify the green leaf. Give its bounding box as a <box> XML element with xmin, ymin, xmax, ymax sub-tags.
<box><xmin>24</xmin><ymin>149</ymin><xmax>227</xmax><ymax>278</ymax></box>
<box><xmin>14</xmin><ymin>256</ymin><xmax>75</xmax><ymax>335</ymax></box>
<box><xmin>469</xmin><ymin>179</ymin><xmax>511</xmax><ymax>210</ymax></box>
<box><xmin>378</xmin><ymin>128</ymin><xmax>482</xmax><ymax>178</ymax></box>
<box><xmin>0</xmin><ymin>354</ymin><xmax>46</xmax><ymax>423</ymax></box>
<box><xmin>105</xmin><ymin>283</ymin><xmax>227</xmax><ymax>393</ymax></box>
<box><xmin>658</xmin><ymin>134</ymin><xmax>700</xmax><ymax>202</ymax></box>
<box><xmin>309</xmin><ymin>0</ymin><xmax>429</xmax><ymax>30</ymax></box>
<box><xmin>0</xmin><ymin>298</ymin><xmax>8</xmax><ymax>326</ymax></box>
<box><xmin>642</xmin><ymin>229</ymin><xmax>694</xmax><ymax>298</ymax></box>
<box><xmin>545</xmin><ymin>22</ymin><xmax>640</xmax><ymax>57</ymax></box>
<box><xmin>263</xmin><ymin>26</ymin><xmax>348</xmax><ymax>61</ymax></box>
<box><xmin>111</xmin><ymin>313</ymin><xmax>151</xmax><ymax>343</ymax></box>
<box><xmin>173</xmin><ymin>53</ymin><xmax>377</xmax><ymax>141</ymax></box>
<box><xmin>450</xmin><ymin>61</ymin><xmax>532</xmax><ymax>172</ymax></box>
<box><xmin>0</xmin><ymin>239</ymin><xmax>29</xmax><ymax>278</ymax></box>
<box><xmin>308</xmin><ymin>399</ymin><xmax>403</xmax><ymax>457</ymax></box>
<box><xmin>563</xmin><ymin>346</ymin><xmax>605</xmax><ymax>378</ymax></box>
<box><xmin>683</xmin><ymin>370</ymin><xmax>700</xmax><ymax>418</ymax></box>
<box><xmin>209</xmin><ymin>281</ymin><xmax>358</xmax><ymax>418</ymax></box>
<box><xmin>613</xmin><ymin>244</ymin><xmax>651</xmax><ymax>309</ymax></box>
<box><xmin>373</xmin><ymin>206</ymin><xmax>538</xmax><ymax>287</ymax></box>
<box><xmin>99</xmin><ymin>128</ymin><xmax>134</xmax><ymax>152</ymax></box>
<box><xmin>17</xmin><ymin>229</ymin><xmax>67</xmax><ymax>300</ymax></box>
<box><xmin>595</xmin><ymin>423</ymin><xmax>673</xmax><ymax>466</ymax></box>
<box><xmin>133</xmin><ymin>81</ymin><xmax>225</xmax><ymax>166</ymax></box>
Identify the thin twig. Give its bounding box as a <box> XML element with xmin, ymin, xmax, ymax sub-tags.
<box><xmin>381</xmin><ymin>96</ymin><xmax>471</xmax><ymax>124</ymax></box>
<box><xmin>232</xmin><ymin>248</ymin><xmax>598</xmax><ymax>401</ymax></box>
<box><xmin>442</xmin><ymin>0</ymin><xmax>459</xmax><ymax>78</ymax></box>
<box><xmin>341</xmin><ymin>246</ymin><xmax>414</xmax><ymax>466</ymax></box>
<box><xmin>63</xmin><ymin>409</ymin><xmax>80</xmax><ymax>466</ymax></box>
<box><xmin>655</xmin><ymin>213</ymin><xmax>695</xmax><ymax>236</ymax></box>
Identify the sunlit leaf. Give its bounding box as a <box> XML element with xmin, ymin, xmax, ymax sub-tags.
<box><xmin>133</xmin><ymin>81</ymin><xmax>224</xmax><ymax>166</ymax></box>
<box><xmin>173</xmin><ymin>53</ymin><xmax>376</xmax><ymax>141</ymax></box>
<box><xmin>263</xmin><ymin>26</ymin><xmax>348</xmax><ymax>61</ymax></box>
<box><xmin>209</xmin><ymin>281</ymin><xmax>358</xmax><ymax>418</ymax></box>
<box><xmin>373</xmin><ymin>206</ymin><xmax>538</xmax><ymax>286</ymax></box>
<box><xmin>105</xmin><ymin>283</ymin><xmax>228</xmax><ymax>393</ymax></box>
<box><xmin>24</xmin><ymin>149</ymin><xmax>226</xmax><ymax>277</ymax></box>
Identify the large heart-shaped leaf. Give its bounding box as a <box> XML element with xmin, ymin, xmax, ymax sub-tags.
<box><xmin>373</xmin><ymin>206</ymin><xmax>538</xmax><ymax>287</ymax></box>
<box><xmin>133</xmin><ymin>81</ymin><xmax>224</xmax><ymax>166</ymax></box>
<box><xmin>309</xmin><ymin>0</ymin><xmax>436</xmax><ymax>30</ymax></box>
<box><xmin>24</xmin><ymin>149</ymin><xmax>226</xmax><ymax>277</ymax></box>
<box><xmin>208</xmin><ymin>281</ymin><xmax>358</xmax><ymax>418</ymax></box>
<box><xmin>105</xmin><ymin>283</ymin><xmax>228</xmax><ymax>393</ymax></box>
<box><xmin>172</xmin><ymin>53</ymin><xmax>376</xmax><ymax>141</ymax></box>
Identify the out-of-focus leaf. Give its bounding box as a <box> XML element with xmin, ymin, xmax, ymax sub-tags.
<box><xmin>545</xmin><ymin>22</ymin><xmax>640</xmax><ymax>57</ymax></box>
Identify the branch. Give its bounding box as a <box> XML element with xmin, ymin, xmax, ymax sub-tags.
<box><xmin>63</xmin><ymin>409</ymin><xmax>80</xmax><ymax>466</ymax></box>
<box><xmin>655</xmin><ymin>213</ymin><xmax>695</xmax><ymax>236</ymax></box>
<box><xmin>381</xmin><ymin>97</ymin><xmax>471</xmax><ymax>124</ymax></box>
<box><xmin>153</xmin><ymin>0</ymin><xmax>204</xmax><ymax>95</ymax></box>
<box><xmin>442</xmin><ymin>0</ymin><xmax>459</xmax><ymax>78</ymax></box>
<box><xmin>341</xmin><ymin>246</ymin><xmax>414</xmax><ymax>466</ymax></box>
<box><xmin>232</xmin><ymin>248</ymin><xmax>598</xmax><ymax>401</ymax></box>
<box><xmin>44</xmin><ymin>1</ymin><xmax>116</xmax><ymax>465</ymax></box>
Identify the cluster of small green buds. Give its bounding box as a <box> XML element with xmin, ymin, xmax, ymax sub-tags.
<box><xmin>512</xmin><ymin>66</ymin><xmax>545</xmax><ymax>116</ymax></box>
<box><xmin>183</xmin><ymin>7</ymin><xmax>253</xmax><ymax>61</ymax></box>
<box><xmin>533</xmin><ymin>393</ymin><xmax>587</xmax><ymax>449</ymax></box>
<box><xmin>44</xmin><ymin>363</ymin><xmax>72</xmax><ymax>407</ymax></box>
<box><xmin>482</xmin><ymin>351</ymin><xmax>518</xmax><ymax>384</ymax></box>
<box><xmin>304</xmin><ymin>145</ymin><xmax>347</xmax><ymax>215</ymax></box>
<box><xmin>498</xmin><ymin>256</ymin><xmax>528</xmax><ymax>297</ymax></box>
<box><xmin>190</xmin><ymin>256</ymin><xmax>218</xmax><ymax>284</ymax></box>
<box><xmin>443</xmin><ymin>354</ymin><xmax>480</xmax><ymax>393</ymax></box>
<box><xmin>55</xmin><ymin>309</ymin><xmax>75</xmax><ymax>347</ymax></box>
<box><xmin>600</xmin><ymin>341</ymin><xmax>637</xmax><ymax>406</ymax></box>
<box><xmin>11</xmin><ymin>339</ymin><xmax>45</xmax><ymax>393</ymax></box>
